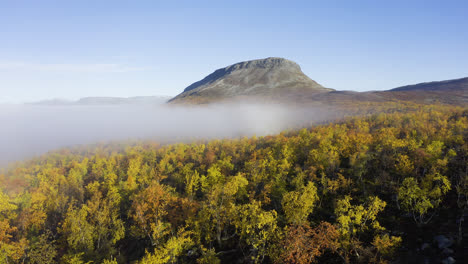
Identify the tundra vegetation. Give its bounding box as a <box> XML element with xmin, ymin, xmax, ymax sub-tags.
<box><xmin>0</xmin><ymin>102</ymin><xmax>467</xmax><ymax>263</ymax></box>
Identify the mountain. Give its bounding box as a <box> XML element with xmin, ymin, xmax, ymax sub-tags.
<box><xmin>30</xmin><ymin>96</ymin><xmax>171</xmax><ymax>105</ymax></box>
<box><xmin>389</xmin><ymin>77</ymin><xmax>468</xmax><ymax>92</ymax></box>
<box><xmin>168</xmin><ymin>57</ymin><xmax>333</xmax><ymax>104</ymax></box>
<box><xmin>375</xmin><ymin>77</ymin><xmax>468</xmax><ymax>105</ymax></box>
<box><xmin>75</xmin><ymin>96</ymin><xmax>170</xmax><ymax>105</ymax></box>
<box><xmin>169</xmin><ymin>57</ymin><xmax>467</xmax><ymax>106</ymax></box>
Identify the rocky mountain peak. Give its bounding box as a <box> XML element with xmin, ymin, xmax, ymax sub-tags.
<box><xmin>223</xmin><ymin>57</ymin><xmax>300</xmax><ymax>72</ymax></box>
<box><xmin>170</xmin><ymin>57</ymin><xmax>331</xmax><ymax>103</ymax></box>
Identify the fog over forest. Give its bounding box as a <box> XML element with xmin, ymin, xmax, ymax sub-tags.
<box><xmin>0</xmin><ymin>103</ymin><xmax>336</xmax><ymax>167</ymax></box>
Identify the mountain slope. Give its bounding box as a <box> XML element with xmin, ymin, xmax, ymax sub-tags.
<box><xmin>168</xmin><ymin>57</ymin><xmax>332</xmax><ymax>103</ymax></box>
<box><xmin>390</xmin><ymin>77</ymin><xmax>468</xmax><ymax>92</ymax></box>
<box><xmin>375</xmin><ymin>77</ymin><xmax>468</xmax><ymax>105</ymax></box>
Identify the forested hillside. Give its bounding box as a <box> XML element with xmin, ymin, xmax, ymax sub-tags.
<box><xmin>1</xmin><ymin>104</ymin><xmax>467</xmax><ymax>263</ymax></box>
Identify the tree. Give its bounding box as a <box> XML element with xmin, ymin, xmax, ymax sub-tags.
<box><xmin>130</xmin><ymin>181</ymin><xmax>171</xmax><ymax>247</ymax></box>
<box><xmin>125</xmin><ymin>156</ymin><xmax>143</xmax><ymax>192</ymax></box>
<box><xmin>0</xmin><ymin>191</ymin><xmax>26</xmax><ymax>263</ymax></box>
<box><xmin>194</xmin><ymin>173</ymin><xmax>248</xmax><ymax>247</ymax></box>
<box><xmin>282</xmin><ymin>182</ymin><xmax>319</xmax><ymax>225</ymax></box>
<box><xmin>232</xmin><ymin>200</ymin><xmax>279</xmax><ymax>263</ymax></box>
<box><xmin>84</xmin><ymin>183</ymin><xmax>125</xmax><ymax>259</ymax></box>
<box><xmin>27</xmin><ymin>231</ymin><xmax>57</xmax><ymax>264</ymax></box>
<box><xmin>398</xmin><ymin>173</ymin><xmax>451</xmax><ymax>225</ymax></box>
<box><xmin>139</xmin><ymin>229</ymin><xmax>193</xmax><ymax>264</ymax></box>
<box><xmin>334</xmin><ymin>196</ymin><xmax>387</xmax><ymax>263</ymax></box>
<box><xmin>371</xmin><ymin>234</ymin><xmax>401</xmax><ymax>262</ymax></box>
<box><xmin>59</xmin><ymin>204</ymin><xmax>95</xmax><ymax>253</ymax></box>
<box><xmin>279</xmin><ymin>222</ymin><xmax>339</xmax><ymax>264</ymax></box>
<box><xmin>185</xmin><ymin>169</ymin><xmax>200</xmax><ymax>201</ymax></box>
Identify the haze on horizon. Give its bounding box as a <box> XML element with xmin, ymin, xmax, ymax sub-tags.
<box><xmin>0</xmin><ymin>102</ymin><xmax>342</xmax><ymax>167</ymax></box>
<box><xmin>1</xmin><ymin>0</ymin><xmax>468</xmax><ymax>103</ymax></box>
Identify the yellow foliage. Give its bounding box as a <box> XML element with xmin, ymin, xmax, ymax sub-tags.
<box><xmin>282</xmin><ymin>181</ymin><xmax>319</xmax><ymax>225</ymax></box>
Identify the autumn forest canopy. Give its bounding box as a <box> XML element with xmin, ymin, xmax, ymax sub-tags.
<box><xmin>3</xmin><ymin>0</ymin><xmax>468</xmax><ymax>263</ymax></box>
<box><xmin>0</xmin><ymin>102</ymin><xmax>467</xmax><ymax>263</ymax></box>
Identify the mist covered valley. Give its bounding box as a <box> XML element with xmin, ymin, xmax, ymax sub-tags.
<box><xmin>0</xmin><ymin>102</ymin><xmax>337</xmax><ymax>167</ymax></box>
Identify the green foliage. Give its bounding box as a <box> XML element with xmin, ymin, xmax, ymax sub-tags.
<box><xmin>335</xmin><ymin>196</ymin><xmax>386</xmax><ymax>239</ymax></box>
<box><xmin>27</xmin><ymin>232</ymin><xmax>57</xmax><ymax>264</ymax></box>
<box><xmin>282</xmin><ymin>181</ymin><xmax>319</xmax><ymax>225</ymax></box>
<box><xmin>139</xmin><ymin>229</ymin><xmax>193</xmax><ymax>264</ymax></box>
<box><xmin>232</xmin><ymin>201</ymin><xmax>279</xmax><ymax>263</ymax></box>
<box><xmin>398</xmin><ymin>173</ymin><xmax>451</xmax><ymax>224</ymax></box>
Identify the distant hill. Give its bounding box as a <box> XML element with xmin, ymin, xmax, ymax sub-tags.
<box><xmin>168</xmin><ymin>57</ymin><xmax>467</xmax><ymax>106</ymax></box>
<box><xmin>389</xmin><ymin>77</ymin><xmax>468</xmax><ymax>92</ymax></box>
<box><xmin>76</xmin><ymin>96</ymin><xmax>170</xmax><ymax>105</ymax></box>
<box><xmin>168</xmin><ymin>57</ymin><xmax>333</xmax><ymax>104</ymax></box>
<box><xmin>30</xmin><ymin>96</ymin><xmax>171</xmax><ymax>105</ymax></box>
<box><xmin>374</xmin><ymin>77</ymin><xmax>468</xmax><ymax>105</ymax></box>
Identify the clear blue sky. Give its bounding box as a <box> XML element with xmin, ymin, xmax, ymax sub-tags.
<box><xmin>1</xmin><ymin>0</ymin><xmax>467</xmax><ymax>103</ymax></box>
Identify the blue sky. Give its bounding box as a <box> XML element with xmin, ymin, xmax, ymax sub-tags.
<box><xmin>1</xmin><ymin>0</ymin><xmax>467</xmax><ymax>103</ymax></box>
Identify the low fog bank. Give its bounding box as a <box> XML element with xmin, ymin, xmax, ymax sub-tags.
<box><xmin>0</xmin><ymin>103</ymin><xmax>338</xmax><ymax>167</ymax></box>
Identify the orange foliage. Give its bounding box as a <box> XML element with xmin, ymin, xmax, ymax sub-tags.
<box><xmin>280</xmin><ymin>222</ymin><xmax>339</xmax><ymax>264</ymax></box>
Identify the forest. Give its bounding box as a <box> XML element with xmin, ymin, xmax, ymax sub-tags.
<box><xmin>0</xmin><ymin>103</ymin><xmax>467</xmax><ymax>263</ymax></box>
